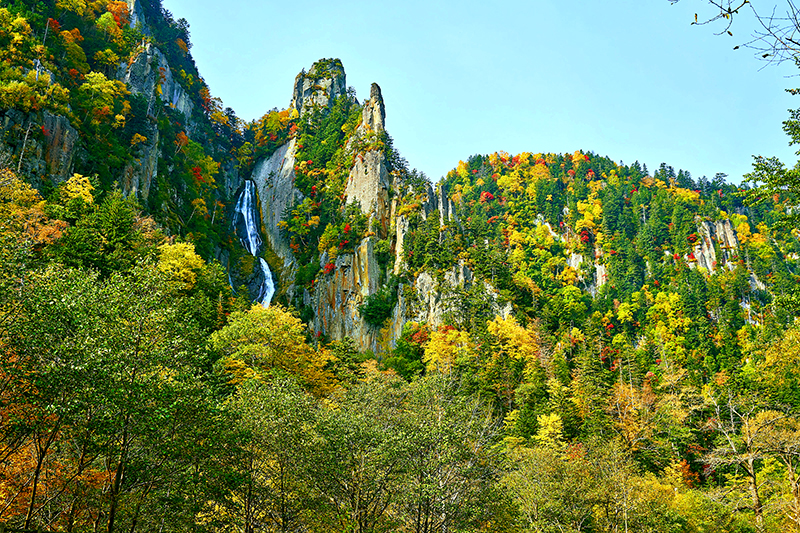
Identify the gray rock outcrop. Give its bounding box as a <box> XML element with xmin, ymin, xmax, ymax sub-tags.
<box><xmin>0</xmin><ymin>110</ymin><xmax>82</xmax><ymax>187</ymax></box>
<box><xmin>42</xmin><ymin>112</ymin><xmax>81</xmax><ymax>183</ymax></box>
<box><xmin>125</xmin><ymin>0</ymin><xmax>147</xmax><ymax>31</ymax></box>
<box><xmin>393</xmin><ymin>215</ymin><xmax>410</xmax><ymax>275</ymax></box>
<box><xmin>345</xmin><ymin>150</ymin><xmax>391</xmax><ymax>234</ymax></box>
<box><xmin>290</xmin><ymin>59</ymin><xmax>347</xmax><ymax>116</ymax></box>
<box><xmin>117</xmin><ymin>43</ymin><xmax>194</xmax><ymax>120</ymax></box>
<box><xmin>691</xmin><ymin>218</ymin><xmax>739</xmax><ymax>272</ymax></box>
<box><xmin>116</xmin><ymin>42</ymin><xmax>193</xmax><ymax>198</ymax></box>
<box><xmin>121</xmin><ymin>128</ymin><xmax>159</xmax><ymax>199</ymax></box>
<box><xmin>311</xmin><ymin>238</ymin><xmax>381</xmax><ymax>351</ymax></box>
<box><xmin>251</xmin><ymin>139</ymin><xmax>302</xmax><ymax>268</ymax></box>
<box><xmin>343</xmin><ymin>83</ymin><xmax>391</xmax><ymax>236</ymax></box>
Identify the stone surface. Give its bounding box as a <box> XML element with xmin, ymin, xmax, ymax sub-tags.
<box><xmin>310</xmin><ymin>238</ymin><xmax>381</xmax><ymax>352</ymax></box>
<box><xmin>595</xmin><ymin>263</ymin><xmax>608</xmax><ymax>288</ymax></box>
<box><xmin>567</xmin><ymin>252</ymin><xmax>583</xmax><ymax>271</ymax></box>
<box><xmin>290</xmin><ymin>59</ymin><xmax>347</xmax><ymax>116</ymax></box>
<box><xmin>250</xmin><ymin>139</ymin><xmax>302</xmax><ymax>268</ymax></box>
<box><xmin>117</xmin><ymin>43</ymin><xmax>194</xmax><ymax>120</ymax></box>
<box><xmin>343</xmin><ymin>83</ymin><xmax>391</xmax><ymax>236</ymax></box>
<box><xmin>344</xmin><ymin>150</ymin><xmax>391</xmax><ymax>233</ymax></box>
<box><xmin>116</xmin><ymin>42</ymin><xmax>193</xmax><ymax>198</ymax></box>
<box><xmin>393</xmin><ymin>215</ymin><xmax>409</xmax><ymax>275</ymax></box>
<box><xmin>121</xmin><ymin>127</ymin><xmax>159</xmax><ymax>199</ymax></box>
<box><xmin>0</xmin><ymin>110</ymin><xmax>82</xmax><ymax>187</ymax></box>
<box><xmin>436</xmin><ymin>182</ymin><xmax>455</xmax><ymax>226</ymax></box>
<box><xmin>410</xmin><ymin>261</ymin><xmax>508</xmax><ymax>330</ymax></box>
<box><xmin>42</xmin><ymin>112</ymin><xmax>80</xmax><ymax>183</ymax></box>
<box><xmin>361</xmin><ymin>83</ymin><xmax>385</xmax><ymax>132</ymax></box>
<box><xmin>691</xmin><ymin>218</ymin><xmax>739</xmax><ymax>272</ymax></box>
<box><xmin>126</xmin><ymin>0</ymin><xmax>148</xmax><ymax>31</ymax></box>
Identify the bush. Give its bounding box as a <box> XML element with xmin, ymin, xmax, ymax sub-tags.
<box><xmin>359</xmin><ymin>276</ymin><xmax>400</xmax><ymax>327</ymax></box>
<box><xmin>359</xmin><ymin>288</ymin><xmax>395</xmax><ymax>327</ymax></box>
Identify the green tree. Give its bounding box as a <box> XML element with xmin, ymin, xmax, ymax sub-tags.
<box><xmin>221</xmin><ymin>378</ymin><xmax>318</xmax><ymax>533</ymax></box>
<box><xmin>3</xmin><ymin>263</ymin><xmax>223</xmax><ymax>531</ymax></box>
<box><xmin>397</xmin><ymin>375</ymin><xmax>508</xmax><ymax>533</ymax></box>
<box><xmin>306</xmin><ymin>372</ymin><xmax>410</xmax><ymax>533</ymax></box>
<box><xmin>210</xmin><ymin>304</ymin><xmax>336</xmax><ymax>395</ymax></box>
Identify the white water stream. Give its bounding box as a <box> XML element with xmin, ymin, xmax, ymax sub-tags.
<box><xmin>233</xmin><ymin>181</ymin><xmax>275</xmax><ymax>306</ymax></box>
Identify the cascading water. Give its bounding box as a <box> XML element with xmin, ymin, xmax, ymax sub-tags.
<box><xmin>256</xmin><ymin>258</ymin><xmax>275</xmax><ymax>305</ymax></box>
<box><xmin>233</xmin><ymin>180</ymin><xmax>275</xmax><ymax>306</ymax></box>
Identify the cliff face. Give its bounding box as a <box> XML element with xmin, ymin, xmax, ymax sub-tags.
<box><xmin>309</xmin><ymin>238</ymin><xmax>380</xmax><ymax>348</ymax></box>
<box><xmin>291</xmin><ymin>59</ymin><xmax>347</xmax><ymax>116</ymax></box>
<box><xmin>117</xmin><ymin>43</ymin><xmax>194</xmax><ymax>121</ymax></box>
<box><xmin>0</xmin><ymin>109</ymin><xmax>83</xmax><ymax>188</ymax></box>
<box><xmin>125</xmin><ymin>0</ymin><xmax>147</xmax><ymax>31</ymax></box>
<box><xmin>344</xmin><ymin>83</ymin><xmax>391</xmax><ymax>237</ymax></box>
<box><xmin>251</xmin><ymin>139</ymin><xmax>301</xmax><ymax>268</ymax></box>
<box><xmin>243</xmin><ymin>60</ymin><xmax>515</xmax><ymax>351</ymax></box>
<box><xmin>691</xmin><ymin>218</ymin><xmax>739</xmax><ymax>272</ymax></box>
<box><xmin>116</xmin><ymin>43</ymin><xmax>196</xmax><ymax>199</ymax></box>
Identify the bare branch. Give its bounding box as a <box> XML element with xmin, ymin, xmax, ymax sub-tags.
<box><xmin>670</xmin><ymin>0</ymin><xmax>800</xmax><ymax>63</ymax></box>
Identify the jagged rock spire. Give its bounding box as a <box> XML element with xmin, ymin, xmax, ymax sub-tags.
<box><xmin>362</xmin><ymin>83</ymin><xmax>386</xmax><ymax>132</ymax></box>
<box><xmin>290</xmin><ymin>58</ymin><xmax>347</xmax><ymax>116</ymax></box>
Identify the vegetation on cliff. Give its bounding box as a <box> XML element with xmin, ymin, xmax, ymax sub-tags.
<box><xmin>1</xmin><ymin>1</ymin><xmax>800</xmax><ymax>532</ymax></box>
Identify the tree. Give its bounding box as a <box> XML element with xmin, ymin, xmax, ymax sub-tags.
<box><xmin>220</xmin><ymin>378</ymin><xmax>318</xmax><ymax>533</ymax></box>
<box><xmin>306</xmin><ymin>372</ymin><xmax>410</xmax><ymax>533</ymax></box>
<box><xmin>1</xmin><ymin>263</ymin><xmax>223</xmax><ymax>531</ymax></box>
<box><xmin>705</xmin><ymin>391</ymin><xmax>779</xmax><ymax>532</ymax></box>
<box><xmin>741</xmin><ymin>75</ymin><xmax>800</xmax><ymax>313</ymax></box>
<box><xmin>751</xmin><ymin>411</ymin><xmax>800</xmax><ymax>530</ymax></box>
<box><xmin>423</xmin><ymin>326</ymin><xmax>473</xmax><ymax>376</ymax></box>
<box><xmin>210</xmin><ymin>304</ymin><xmax>336</xmax><ymax>396</ymax></box>
<box><xmin>503</xmin><ymin>444</ymin><xmax>601</xmax><ymax>532</ymax></box>
<box><xmin>396</xmin><ymin>375</ymin><xmax>506</xmax><ymax>533</ymax></box>
<box><xmin>157</xmin><ymin>241</ymin><xmax>204</xmax><ymax>289</ymax></box>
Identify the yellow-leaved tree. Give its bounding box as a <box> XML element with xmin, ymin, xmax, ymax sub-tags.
<box><xmin>487</xmin><ymin>315</ymin><xmax>539</xmax><ymax>369</ymax></box>
<box><xmin>210</xmin><ymin>304</ymin><xmax>336</xmax><ymax>396</ymax></box>
<box><xmin>157</xmin><ymin>242</ymin><xmax>204</xmax><ymax>289</ymax></box>
<box><xmin>485</xmin><ymin>314</ymin><xmax>544</xmax><ymax>409</ymax></box>
<box><xmin>61</xmin><ymin>173</ymin><xmax>94</xmax><ymax>204</ymax></box>
<box><xmin>646</xmin><ymin>291</ymin><xmax>692</xmax><ymax>366</ymax></box>
<box><xmin>423</xmin><ymin>326</ymin><xmax>473</xmax><ymax>375</ymax></box>
<box><xmin>0</xmin><ymin>169</ymin><xmax>66</xmax><ymax>248</ymax></box>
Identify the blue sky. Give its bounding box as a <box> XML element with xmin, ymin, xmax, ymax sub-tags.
<box><xmin>161</xmin><ymin>0</ymin><xmax>798</xmax><ymax>184</ymax></box>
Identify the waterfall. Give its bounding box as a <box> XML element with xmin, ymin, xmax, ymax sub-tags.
<box><xmin>234</xmin><ymin>180</ymin><xmax>262</xmax><ymax>256</ymax></box>
<box><xmin>233</xmin><ymin>180</ymin><xmax>275</xmax><ymax>306</ymax></box>
<box><xmin>257</xmin><ymin>258</ymin><xmax>275</xmax><ymax>304</ymax></box>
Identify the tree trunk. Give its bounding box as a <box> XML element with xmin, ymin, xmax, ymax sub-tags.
<box><xmin>747</xmin><ymin>456</ymin><xmax>764</xmax><ymax>532</ymax></box>
<box><xmin>24</xmin><ymin>419</ymin><xmax>61</xmax><ymax>529</ymax></box>
<box><xmin>785</xmin><ymin>459</ymin><xmax>800</xmax><ymax>529</ymax></box>
<box><xmin>107</xmin><ymin>414</ymin><xmax>131</xmax><ymax>533</ymax></box>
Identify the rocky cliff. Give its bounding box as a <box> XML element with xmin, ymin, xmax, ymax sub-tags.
<box><xmin>241</xmin><ymin>60</ymin><xmax>516</xmax><ymax>351</ymax></box>
<box><xmin>691</xmin><ymin>218</ymin><xmax>739</xmax><ymax>272</ymax></box>
<box><xmin>344</xmin><ymin>83</ymin><xmax>392</xmax><ymax>237</ymax></box>
<box><xmin>291</xmin><ymin>59</ymin><xmax>347</xmax><ymax>116</ymax></box>
<box><xmin>251</xmin><ymin>139</ymin><xmax>302</xmax><ymax>268</ymax></box>
<box><xmin>0</xmin><ymin>110</ymin><xmax>83</xmax><ymax>188</ymax></box>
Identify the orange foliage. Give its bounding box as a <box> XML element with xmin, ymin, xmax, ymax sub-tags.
<box><xmin>174</xmin><ymin>131</ymin><xmax>189</xmax><ymax>154</ymax></box>
<box><xmin>106</xmin><ymin>1</ymin><xmax>129</xmax><ymax>26</ymax></box>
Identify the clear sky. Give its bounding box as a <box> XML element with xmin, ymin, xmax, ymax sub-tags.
<box><xmin>160</xmin><ymin>0</ymin><xmax>799</xmax><ymax>184</ymax></box>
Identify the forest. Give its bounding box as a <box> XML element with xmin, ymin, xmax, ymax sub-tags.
<box><xmin>1</xmin><ymin>0</ymin><xmax>800</xmax><ymax>532</ymax></box>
